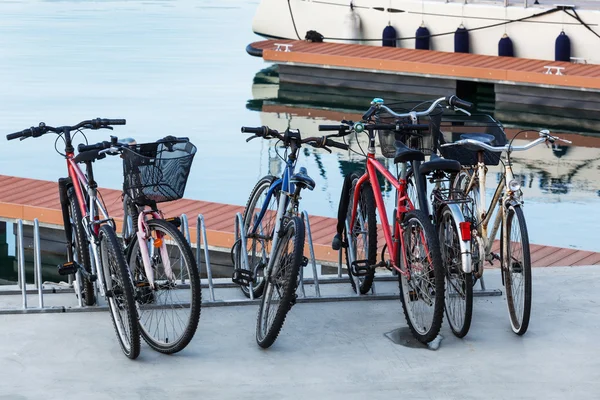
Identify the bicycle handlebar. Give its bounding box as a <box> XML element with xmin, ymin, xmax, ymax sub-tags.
<box><xmin>6</xmin><ymin>118</ymin><xmax>126</xmax><ymax>141</ymax></box>
<box><xmin>374</xmin><ymin>95</ymin><xmax>472</xmax><ymax>120</ymax></box>
<box><xmin>439</xmin><ymin>129</ymin><xmax>572</xmax><ymax>153</ymax></box>
<box><xmin>241</xmin><ymin>126</ymin><xmax>349</xmax><ymax>152</ymax></box>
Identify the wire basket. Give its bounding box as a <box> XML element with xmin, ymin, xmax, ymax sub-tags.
<box><xmin>433</xmin><ymin>113</ymin><xmax>507</xmax><ymax>166</ymax></box>
<box><xmin>374</xmin><ymin>100</ymin><xmax>443</xmax><ymax>159</ymax></box>
<box><xmin>122</xmin><ymin>140</ymin><xmax>197</xmax><ymax>206</ymax></box>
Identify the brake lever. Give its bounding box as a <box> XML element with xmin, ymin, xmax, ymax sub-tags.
<box><xmin>454</xmin><ymin>107</ymin><xmax>471</xmax><ymax>116</ymax></box>
<box><xmin>101</xmin><ymin>126</ymin><xmax>114</xmax><ymax>130</ymax></box>
<box><xmin>246</xmin><ymin>135</ymin><xmax>259</xmax><ymax>143</ymax></box>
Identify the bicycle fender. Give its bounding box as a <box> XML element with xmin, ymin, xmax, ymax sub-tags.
<box><xmin>445</xmin><ymin>203</ymin><xmax>473</xmax><ymax>274</ymax></box>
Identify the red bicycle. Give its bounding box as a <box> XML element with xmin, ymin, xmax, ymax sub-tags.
<box><xmin>6</xmin><ymin>119</ymin><xmax>141</xmax><ymax>359</ymax></box>
<box><xmin>325</xmin><ymin>107</ymin><xmax>448</xmax><ymax>343</ymax></box>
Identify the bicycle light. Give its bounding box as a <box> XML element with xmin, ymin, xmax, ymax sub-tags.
<box><xmin>508</xmin><ymin>179</ymin><xmax>521</xmax><ymax>192</ymax></box>
<box><xmin>354</xmin><ymin>122</ymin><xmax>365</xmax><ymax>133</ymax></box>
<box><xmin>459</xmin><ymin>222</ymin><xmax>472</xmax><ymax>241</ymax></box>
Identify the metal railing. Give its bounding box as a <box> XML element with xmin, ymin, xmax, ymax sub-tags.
<box><xmin>0</xmin><ymin>211</ymin><xmax>500</xmax><ymax>314</ymax></box>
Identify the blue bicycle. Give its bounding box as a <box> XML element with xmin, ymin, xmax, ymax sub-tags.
<box><xmin>232</xmin><ymin>125</ymin><xmax>348</xmax><ymax>348</ymax></box>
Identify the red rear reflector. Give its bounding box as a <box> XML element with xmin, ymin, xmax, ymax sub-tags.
<box><xmin>459</xmin><ymin>222</ymin><xmax>472</xmax><ymax>241</ymax></box>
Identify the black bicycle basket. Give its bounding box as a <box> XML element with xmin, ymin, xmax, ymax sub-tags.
<box><xmin>374</xmin><ymin>100</ymin><xmax>443</xmax><ymax>158</ymax></box>
<box><xmin>122</xmin><ymin>139</ymin><xmax>197</xmax><ymax>206</ymax></box>
<box><xmin>434</xmin><ymin>113</ymin><xmax>507</xmax><ymax>166</ymax></box>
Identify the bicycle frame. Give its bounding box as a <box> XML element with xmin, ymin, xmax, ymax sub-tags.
<box><xmin>351</xmin><ymin>154</ymin><xmax>413</xmax><ymax>276</ymax></box>
<box><xmin>249</xmin><ymin>156</ymin><xmax>296</xmax><ymax>279</ymax></box>
<box><xmin>65</xmin><ymin>154</ymin><xmax>114</xmax><ymax>299</ymax></box>
<box><xmin>462</xmin><ymin>151</ymin><xmax>521</xmax><ymax>273</ymax></box>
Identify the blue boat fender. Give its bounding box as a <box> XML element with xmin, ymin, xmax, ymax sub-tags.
<box><xmin>498</xmin><ymin>33</ymin><xmax>514</xmax><ymax>57</ymax></box>
<box><xmin>382</xmin><ymin>24</ymin><xmax>397</xmax><ymax>47</ymax></box>
<box><xmin>454</xmin><ymin>25</ymin><xmax>469</xmax><ymax>53</ymax></box>
<box><xmin>416</xmin><ymin>24</ymin><xmax>430</xmax><ymax>50</ymax></box>
<box><xmin>555</xmin><ymin>31</ymin><xmax>571</xmax><ymax>62</ymax></box>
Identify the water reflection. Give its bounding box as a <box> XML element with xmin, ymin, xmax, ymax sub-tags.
<box><xmin>249</xmin><ymin>76</ymin><xmax>600</xmax><ymax>252</ymax></box>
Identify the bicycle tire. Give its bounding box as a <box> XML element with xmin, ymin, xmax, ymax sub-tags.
<box><xmin>127</xmin><ymin>218</ymin><xmax>201</xmax><ymax>354</ymax></box>
<box><xmin>236</xmin><ymin>175</ymin><xmax>279</xmax><ymax>298</ymax></box>
<box><xmin>99</xmin><ymin>224</ymin><xmax>140</xmax><ymax>359</ymax></box>
<box><xmin>344</xmin><ymin>172</ymin><xmax>376</xmax><ymax>294</ymax></box>
<box><xmin>438</xmin><ymin>206</ymin><xmax>473</xmax><ymax>338</ymax></box>
<box><xmin>67</xmin><ymin>186</ymin><xmax>95</xmax><ymax>306</ymax></box>
<box><xmin>256</xmin><ymin>216</ymin><xmax>304</xmax><ymax>348</ymax></box>
<box><xmin>397</xmin><ymin>209</ymin><xmax>445</xmax><ymax>344</ymax></box>
<box><xmin>502</xmin><ymin>205</ymin><xmax>532</xmax><ymax>335</ymax></box>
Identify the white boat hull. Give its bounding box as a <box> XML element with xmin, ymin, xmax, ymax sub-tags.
<box><xmin>252</xmin><ymin>0</ymin><xmax>600</xmax><ymax>64</ymax></box>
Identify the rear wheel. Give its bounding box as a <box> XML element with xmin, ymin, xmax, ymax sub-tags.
<box><xmin>67</xmin><ymin>187</ymin><xmax>95</xmax><ymax>306</ymax></box>
<box><xmin>398</xmin><ymin>209</ymin><xmax>445</xmax><ymax>344</ymax></box>
<box><xmin>344</xmin><ymin>172</ymin><xmax>376</xmax><ymax>294</ymax></box>
<box><xmin>502</xmin><ymin>205</ymin><xmax>532</xmax><ymax>335</ymax></box>
<box><xmin>235</xmin><ymin>176</ymin><xmax>279</xmax><ymax>298</ymax></box>
<box><xmin>256</xmin><ymin>216</ymin><xmax>304</xmax><ymax>348</ymax></box>
<box><xmin>128</xmin><ymin>219</ymin><xmax>201</xmax><ymax>354</ymax></box>
<box><xmin>454</xmin><ymin>170</ymin><xmax>483</xmax><ymax>277</ymax></box>
<box><xmin>99</xmin><ymin>225</ymin><xmax>140</xmax><ymax>359</ymax></box>
<box><xmin>438</xmin><ymin>206</ymin><xmax>473</xmax><ymax>338</ymax></box>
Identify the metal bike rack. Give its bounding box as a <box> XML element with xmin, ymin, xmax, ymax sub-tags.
<box><xmin>196</xmin><ymin>215</ymin><xmax>215</xmax><ymax>302</ymax></box>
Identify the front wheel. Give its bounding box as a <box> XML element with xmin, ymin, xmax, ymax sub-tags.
<box><xmin>398</xmin><ymin>209</ymin><xmax>445</xmax><ymax>344</ymax></box>
<box><xmin>256</xmin><ymin>216</ymin><xmax>304</xmax><ymax>348</ymax></box>
<box><xmin>99</xmin><ymin>225</ymin><xmax>140</xmax><ymax>359</ymax></box>
<box><xmin>127</xmin><ymin>218</ymin><xmax>201</xmax><ymax>354</ymax></box>
<box><xmin>438</xmin><ymin>206</ymin><xmax>473</xmax><ymax>338</ymax></box>
<box><xmin>502</xmin><ymin>205</ymin><xmax>532</xmax><ymax>335</ymax></box>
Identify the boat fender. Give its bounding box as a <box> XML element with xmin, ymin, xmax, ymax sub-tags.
<box><xmin>382</xmin><ymin>25</ymin><xmax>397</xmax><ymax>47</ymax></box>
<box><xmin>555</xmin><ymin>31</ymin><xmax>571</xmax><ymax>62</ymax></box>
<box><xmin>342</xmin><ymin>3</ymin><xmax>361</xmax><ymax>44</ymax></box>
<box><xmin>305</xmin><ymin>30</ymin><xmax>324</xmax><ymax>43</ymax></box>
<box><xmin>415</xmin><ymin>24</ymin><xmax>430</xmax><ymax>50</ymax></box>
<box><xmin>498</xmin><ymin>33</ymin><xmax>514</xmax><ymax>57</ymax></box>
<box><xmin>454</xmin><ymin>26</ymin><xmax>469</xmax><ymax>53</ymax></box>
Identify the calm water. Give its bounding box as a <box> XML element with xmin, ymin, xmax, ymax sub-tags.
<box><xmin>0</xmin><ymin>0</ymin><xmax>599</xmax><ymax>252</ymax></box>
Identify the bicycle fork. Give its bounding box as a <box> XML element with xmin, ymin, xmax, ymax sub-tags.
<box><xmin>136</xmin><ymin>210</ymin><xmax>174</xmax><ymax>289</ymax></box>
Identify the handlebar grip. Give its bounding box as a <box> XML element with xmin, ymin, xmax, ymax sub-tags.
<box><xmin>447</xmin><ymin>95</ymin><xmax>473</xmax><ymax>110</ymax></box>
<box><xmin>6</xmin><ymin>129</ymin><xmax>28</xmax><ymax>141</ymax></box>
<box><xmin>78</xmin><ymin>141</ymin><xmax>110</xmax><ymax>153</ymax></box>
<box><xmin>103</xmin><ymin>119</ymin><xmax>126</xmax><ymax>125</ymax></box>
<box><xmin>318</xmin><ymin>125</ymin><xmax>345</xmax><ymax>132</ymax></box>
<box><xmin>326</xmin><ymin>139</ymin><xmax>349</xmax><ymax>151</ymax></box>
<box><xmin>241</xmin><ymin>126</ymin><xmax>265</xmax><ymax>135</ymax></box>
<box><xmin>362</xmin><ymin>106</ymin><xmax>377</xmax><ymax>121</ymax></box>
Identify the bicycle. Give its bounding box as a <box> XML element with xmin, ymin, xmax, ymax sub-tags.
<box><xmin>81</xmin><ymin>136</ymin><xmax>201</xmax><ymax>354</ymax></box>
<box><xmin>231</xmin><ymin>125</ymin><xmax>348</xmax><ymax>348</ymax></box>
<box><xmin>6</xmin><ymin>119</ymin><xmax>140</xmax><ymax>359</ymax></box>
<box><xmin>442</xmin><ymin>128</ymin><xmax>571</xmax><ymax>335</ymax></box>
<box><xmin>366</xmin><ymin>95</ymin><xmax>478</xmax><ymax>338</ymax></box>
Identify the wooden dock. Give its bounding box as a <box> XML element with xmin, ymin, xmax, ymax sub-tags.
<box><xmin>1</xmin><ymin>174</ymin><xmax>599</xmax><ymax>268</ymax></box>
<box><xmin>249</xmin><ymin>39</ymin><xmax>600</xmax><ymax>131</ymax></box>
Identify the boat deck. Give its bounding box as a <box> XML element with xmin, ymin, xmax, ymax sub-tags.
<box><xmin>1</xmin><ymin>174</ymin><xmax>599</xmax><ymax>267</ymax></box>
<box><xmin>249</xmin><ymin>39</ymin><xmax>600</xmax><ymax>91</ymax></box>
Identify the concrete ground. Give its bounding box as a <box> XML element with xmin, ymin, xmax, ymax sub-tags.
<box><xmin>0</xmin><ymin>266</ymin><xmax>598</xmax><ymax>399</ymax></box>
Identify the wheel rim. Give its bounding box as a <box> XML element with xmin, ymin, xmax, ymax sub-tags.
<box><xmin>506</xmin><ymin>209</ymin><xmax>526</xmax><ymax>331</ymax></box>
<box><xmin>101</xmin><ymin>234</ymin><xmax>133</xmax><ymax>353</ymax></box>
<box><xmin>400</xmin><ymin>216</ymin><xmax>438</xmax><ymax>336</ymax></box>
<box><xmin>440</xmin><ymin>211</ymin><xmax>468</xmax><ymax>332</ymax></box>
<box><xmin>239</xmin><ymin>181</ymin><xmax>278</xmax><ymax>293</ymax></box>
<box><xmin>130</xmin><ymin>225</ymin><xmax>194</xmax><ymax>347</ymax></box>
<box><xmin>258</xmin><ymin>225</ymin><xmax>295</xmax><ymax>340</ymax></box>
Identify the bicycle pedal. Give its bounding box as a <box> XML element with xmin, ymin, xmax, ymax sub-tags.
<box><xmin>57</xmin><ymin>261</ymin><xmax>79</xmax><ymax>276</ymax></box>
<box><xmin>165</xmin><ymin>216</ymin><xmax>181</xmax><ymax>228</ymax></box>
<box><xmin>301</xmin><ymin>256</ymin><xmax>309</xmax><ymax>267</ymax></box>
<box><xmin>488</xmin><ymin>252</ymin><xmax>501</xmax><ymax>265</ymax></box>
<box><xmin>511</xmin><ymin>261</ymin><xmax>523</xmax><ymax>274</ymax></box>
<box><xmin>350</xmin><ymin>259</ymin><xmax>373</xmax><ymax>277</ymax></box>
<box><xmin>231</xmin><ymin>268</ymin><xmax>254</xmax><ymax>287</ymax></box>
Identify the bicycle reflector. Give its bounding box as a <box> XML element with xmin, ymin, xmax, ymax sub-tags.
<box><xmin>459</xmin><ymin>222</ymin><xmax>472</xmax><ymax>241</ymax></box>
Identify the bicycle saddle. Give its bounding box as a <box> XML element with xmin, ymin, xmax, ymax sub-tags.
<box><xmin>290</xmin><ymin>167</ymin><xmax>315</xmax><ymax>191</ymax></box>
<box><xmin>394</xmin><ymin>141</ymin><xmax>425</xmax><ymax>164</ymax></box>
<box><xmin>419</xmin><ymin>153</ymin><xmax>461</xmax><ymax>176</ymax></box>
